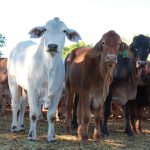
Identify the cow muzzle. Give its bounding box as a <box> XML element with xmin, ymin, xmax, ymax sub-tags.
<box><xmin>105</xmin><ymin>54</ymin><xmax>117</xmax><ymax>63</ymax></box>
<box><xmin>47</xmin><ymin>44</ymin><xmax>58</xmax><ymax>53</ymax></box>
<box><xmin>136</xmin><ymin>60</ymin><xmax>147</xmax><ymax>68</ymax></box>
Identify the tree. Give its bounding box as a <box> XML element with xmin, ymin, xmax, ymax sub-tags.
<box><xmin>0</xmin><ymin>34</ymin><xmax>6</xmax><ymax>48</ymax></box>
<box><xmin>0</xmin><ymin>34</ymin><xmax>6</xmax><ymax>57</ymax></box>
<box><xmin>62</xmin><ymin>41</ymin><xmax>92</xmax><ymax>58</ymax></box>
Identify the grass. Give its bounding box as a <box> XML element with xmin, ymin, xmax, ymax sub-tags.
<box><xmin>0</xmin><ymin>109</ymin><xmax>150</xmax><ymax>150</ymax></box>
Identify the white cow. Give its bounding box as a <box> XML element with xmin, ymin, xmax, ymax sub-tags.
<box><xmin>7</xmin><ymin>17</ymin><xmax>81</xmax><ymax>142</ymax></box>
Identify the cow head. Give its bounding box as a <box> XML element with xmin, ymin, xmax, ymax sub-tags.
<box><xmin>130</xmin><ymin>34</ymin><xmax>150</xmax><ymax>79</ymax></box>
<box><xmin>28</xmin><ymin>17</ymin><xmax>81</xmax><ymax>55</ymax></box>
<box><xmin>95</xmin><ymin>30</ymin><xmax>122</xmax><ymax>65</ymax></box>
<box><xmin>130</xmin><ymin>34</ymin><xmax>150</xmax><ymax>68</ymax></box>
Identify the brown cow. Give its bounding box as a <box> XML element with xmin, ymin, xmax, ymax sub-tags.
<box><xmin>65</xmin><ymin>30</ymin><xmax>122</xmax><ymax>143</ymax></box>
<box><xmin>0</xmin><ymin>58</ymin><xmax>11</xmax><ymax>117</ymax></box>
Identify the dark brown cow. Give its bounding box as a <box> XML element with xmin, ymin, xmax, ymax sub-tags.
<box><xmin>0</xmin><ymin>58</ymin><xmax>11</xmax><ymax>117</ymax></box>
<box><xmin>65</xmin><ymin>30</ymin><xmax>122</xmax><ymax>143</ymax></box>
<box><xmin>128</xmin><ymin>60</ymin><xmax>150</xmax><ymax>134</ymax></box>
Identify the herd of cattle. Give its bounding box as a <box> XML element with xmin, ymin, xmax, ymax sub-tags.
<box><xmin>0</xmin><ymin>17</ymin><xmax>150</xmax><ymax>144</ymax></box>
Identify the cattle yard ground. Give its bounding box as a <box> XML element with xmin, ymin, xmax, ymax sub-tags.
<box><xmin>0</xmin><ymin>109</ymin><xmax>150</xmax><ymax>150</ymax></box>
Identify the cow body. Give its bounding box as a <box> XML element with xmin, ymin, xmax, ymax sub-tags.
<box><xmin>128</xmin><ymin>63</ymin><xmax>150</xmax><ymax>133</ymax></box>
<box><xmin>101</xmin><ymin>35</ymin><xmax>150</xmax><ymax>137</ymax></box>
<box><xmin>7</xmin><ymin>17</ymin><xmax>81</xmax><ymax>142</ymax></box>
<box><xmin>101</xmin><ymin>43</ymin><xmax>139</xmax><ymax>136</ymax></box>
<box><xmin>65</xmin><ymin>30</ymin><xmax>122</xmax><ymax>143</ymax></box>
<box><xmin>127</xmin><ymin>35</ymin><xmax>150</xmax><ymax>134</ymax></box>
<box><xmin>0</xmin><ymin>58</ymin><xmax>11</xmax><ymax>117</ymax></box>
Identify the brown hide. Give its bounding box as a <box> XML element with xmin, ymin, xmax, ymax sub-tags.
<box><xmin>65</xmin><ymin>30</ymin><xmax>122</xmax><ymax>143</ymax></box>
<box><xmin>0</xmin><ymin>58</ymin><xmax>11</xmax><ymax>117</ymax></box>
<box><xmin>111</xmin><ymin>42</ymin><xmax>141</xmax><ymax>106</ymax></box>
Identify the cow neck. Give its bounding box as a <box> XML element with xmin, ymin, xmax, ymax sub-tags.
<box><xmin>85</xmin><ymin>48</ymin><xmax>106</xmax><ymax>83</ymax></box>
<box><xmin>35</xmin><ymin>38</ymin><xmax>56</xmax><ymax>70</ymax></box>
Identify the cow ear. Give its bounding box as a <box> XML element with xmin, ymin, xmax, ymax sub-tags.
<box><xmin>29</xmin><ymin>26</ymin><xmax>46</xmax><ymax>38</ymax></box>
<box><xmin>66</xmin><ymin>29</ymin><xmax>82</xmax><ymax>42</ymax></box>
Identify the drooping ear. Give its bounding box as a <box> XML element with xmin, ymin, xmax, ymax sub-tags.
<box><xmin>66</xmin><ymin>29</ymin><xmax>82</xmax><ymax>42</ymax></box>
<box><xmin>28</xmin><ymin>26</ymin><xmax>46</xmax><ymax>38</ymax></box>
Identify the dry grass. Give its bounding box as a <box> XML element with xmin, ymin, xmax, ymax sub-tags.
<box><xmin>0</xmin><ymin>110</ymin><xmax>150</xmax><ymax>150</ymax></box>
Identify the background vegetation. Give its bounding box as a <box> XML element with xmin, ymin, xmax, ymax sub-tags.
<box><xmin>0</xmin><ymin>34</ymin><xmax>6</xmax><ymax>57</ymax></box>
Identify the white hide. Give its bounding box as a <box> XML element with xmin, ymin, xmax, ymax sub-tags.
<box><xmin>7</xmin><ymin>17</ymin><xmax>81</xmax><ymax>141</ymax></box>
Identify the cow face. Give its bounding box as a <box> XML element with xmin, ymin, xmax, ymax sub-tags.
<box><xmin>100</xmin><ymin>30</ymin><xmax>122</xmax><ymax>64</ymax></box>
<box><xmin>29</xmin><ymin>17</ymin><xmax>81</xmax><ymax>55</ymax></box>
<box><xmin>130</xmin><ymin>34</ymin><xmax>150</xmax><ymax>68</ymax></box>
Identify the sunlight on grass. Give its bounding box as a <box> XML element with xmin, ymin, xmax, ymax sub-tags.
<box><xmin>58</xmin><ymin>135</ymin><xmax>79</xmax><ymax>142</ymax></box>
<box><xmin>0</xmin><ymin>110</ymin><xmax>150</xmax><ymax>149</ymax></box>
<box><xmin>144</xmin><ymin>129</ymin><xmax>150</xmax><ymax>134</ymax></box>
<box><xmin>104</xmin><ymin>139</ymin><xmax>125</xmax><ymax>148</ymax></box>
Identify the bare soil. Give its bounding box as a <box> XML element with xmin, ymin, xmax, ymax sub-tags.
<box><xmin>0</xmin><ymin>109</ymin><xmax>150</xmax><ymax>150</ymax></box>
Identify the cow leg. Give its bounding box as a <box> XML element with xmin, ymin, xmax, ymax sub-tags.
<box><xmin>1</xmin><ymin>96</ymin><xmax>6</xmax><ymax>117</ymax></box>
<box><xmin>136</xmin><ymin>106</ymin><xmax>142</xmax><ymax>133</ymax></box>
<box><xmin>65</xmin><ymin>89</ymin><xmax>74</xmax><ymax>134</ymax></box>
<box><xmin>77</xmin><ymin>95</ymin><xmax>83</xmax><ymax>139</ymax></box>
<box><xmin>47</xmin><ymin>91</ymin><xmax>62</xmax><ymax>142</ymax></box>
<box><xmin>72</xmin><ymin>94</ymin><xmax>79</xmax><ymax>129</ymax></box>
<box><xmin>9</xmin><ymin>82</ymin><xmax>21</xmax><ymax>132</ymax></box>
<box><xmin>18</xmin><ymin>91</ymin><xmax>28</xmax><ymax>131</ymax></box>
<box><xmin>128</xmin><ymin>101</ymin><xmax>137</xmax><ymax>134</ymax></box>
<box><xmin>28</xmin><ymin>92</ymin><xmax>40</xmax><ymax>141</ymax></box>
<box><xmin>123</xmin><ymin>103</ymin><xmax>134</xmax><ymax>136</ymax></box>
<box><xmin>81</xmin><ymin>95</ymin><xmax>91</xmax><ymax>144</ymax></box>
<box><xmin>93</xmin><ymin>105</ymin><xmax>101</xmax><ymax>141</ymax></box>
<box><xmin>57</xmin><ymin>94</ymin><xmax>65</xmax><ymax>122</ymax></box>
<box><xmin>101</xmin><ymin>91</ymin><xmax>112</xmax><ymax>137</ymax></box>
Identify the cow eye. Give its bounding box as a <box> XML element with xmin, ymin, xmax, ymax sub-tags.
<box><xmin>63</xmin><ymin>30</ymin><xmax>67</xmax><ymax>33</ymax></box>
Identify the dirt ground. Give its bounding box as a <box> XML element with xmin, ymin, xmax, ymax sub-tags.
<box><xmin>0</xmin><ymin>109</ymin><xmax>150</xmax><ymax>150</ymax></box>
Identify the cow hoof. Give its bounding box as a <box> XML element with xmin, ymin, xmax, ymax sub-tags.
<box><xmin>18</xmin><ymin>128</ymin><xmax>25</xmax><ymax>132</ymax></box>
<box><xmin>81</xmin><ymin>139</ymin><xmax>88</xmax><ymax>145</ymax></box>
<box><xmin>93</xmin><ymin>134</ymin><xmax>100</xmax><ymax>141</ymax></box>
<box><xmin>101</xmin><ymin>126</ymin><xmax>109</xmax><ymax>137</ymax></box>
<box><xmin>18</xmin><ymin>124</ymin><xmax>25</xmax><ymax>132</ymax></box>
<box><xmin>28</xmin><ymin>136</ymin><xmax>36</xmax><ymax>142</ymax></box>
<box><xmin>124</xmin><ymin>130</ymin><xmax>134</xmax><ymax>137</ymax></box>
<box><xmin>136</xmin><ymin>128</ymin><xmax>142</xmax><ymax>134</ymax></box>
<box><xmin>29</xmin><ymin>139</ymin><xmax>36</xmax><ymax>142</ymax></box>
<box><xmin>48</xmin><ymin>135</ymin><xmax>57</xmax><ymax>143</ymax></box>
<box><xmin>48</xmin><ymin>139</ymin><xmax>57</xmax><ymax>143</ymax></box>
<box><xmin>101</xmin><ymin>134</ymin><xmax>108</xmax><ymax>138</ymax></box>
<box><xmin>28</xmin><ymin>130</ymin><xmax>36</xmax><ymax>141</ymax></box>
<box><xmin>101</xmin><ymin>130</ymin><xmax>109</xmax><ymax>137</ymax></box>
<box><xmin>11</xmin><ymin>126</ymin><xmax>18</xmax><ymax>132</ymax></box>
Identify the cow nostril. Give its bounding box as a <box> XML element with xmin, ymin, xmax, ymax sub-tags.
<box><xmin>113</xmin><ymin>57</ymin><xmax>117</xmax><ymax>62</ymax></box>
<box><xmin>109</xmin><ymin>64</ymin><xmax>112</xmax><ymax>67</ymax></box>
<box><xmin>47</xmin><ymin>44</ymin><xmax>58</xmax><ymax>53</ymax></box>
<box><xmin>48</xmin><ymin>44</ymin><xmax>58</xmax><ymax>49</ymax></box>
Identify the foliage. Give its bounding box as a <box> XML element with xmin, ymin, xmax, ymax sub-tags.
<box><xmin>0</xmin><ymin>34</ymin><xmax>6</xmax><ymax>57</ymax></box>
<box><xmin>62</xmin><ymin>41</ymin><xmax>93</xmax><ymax>58</ymax></box>
<box><xmin>0</xmin><ymin>34</ymin><xmax>6</xmax><ymax>48</ymax></box>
